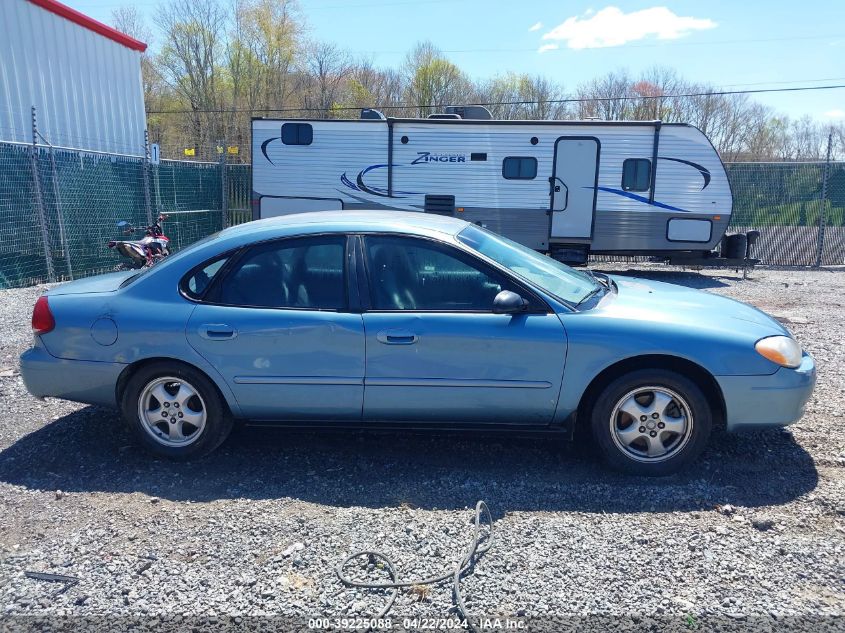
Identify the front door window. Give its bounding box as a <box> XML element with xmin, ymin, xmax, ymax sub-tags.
<box><xmin>363</xmin><ymin>235</ymin><xmax>523</xmax><ymax>312</ymax></box>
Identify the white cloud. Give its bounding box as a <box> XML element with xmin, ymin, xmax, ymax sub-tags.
<box><xmin>825</xmin><ymin>109</ymin><xmax>845</xmax><ymax>119</ymax></box>
<box><xmin>529</xmin><ymin>21</ymin><xmax>543</xmax><ymax>32</ymax></box>
<box><xmin>538</xmin><ymin>43</ymin><xmax>559</xmax><ymax>54</ymax></box>
<box><xmin>541</xmin><ymin>6</ymin><xmax>717</xmax><ymax>50</ymax></box>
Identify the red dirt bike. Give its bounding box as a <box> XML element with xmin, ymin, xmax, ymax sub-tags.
<box><xmin>108</xmin><ymin>214</ymin><xmax>171</xmax><ymax>270</ymax></box>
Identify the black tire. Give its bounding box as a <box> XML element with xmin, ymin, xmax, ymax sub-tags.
<box><xmin>121</xmin><ymin>361</ymin><xmax>232</xmax><ymax>460</ymax></box>
<box><xmin>590</xmin><ymin>368</ymin><xmax>712</xmax><ymax>476</ymax></box>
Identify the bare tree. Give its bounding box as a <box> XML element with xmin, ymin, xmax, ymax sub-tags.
<box><xmin>112</xmin><ymin>6</ymin><xmax>152</xmax><ymax>42</ymax></box>
<box><xmin>476</xmin><ymin>73</ymin><xmax>567</xmax><ymax>120</ymax></box>
<box><xmin>297</xmin><ymin>42</ymin><xmax>353</xmax><ymax>117</ymax></box>
<box><xmin>346</xmin><ymin>61</ymin><xmax>407</xmax><ymax>116</ymax></box>
<box><xmin>832</xmin><ymin>123</ymin><xmax>845</xmax><ymax>160</ymax></box>
<box><xmin>575</xmin><ymin>71</ymin><xmax>632</xmax><ymax>120</ymax></box>
<box><xmin>787</xmin><ymin>116</ymin><xmax>828</xmax><ymax>160</ymax></box>
<box><xmin>111</xmin><ymin>7</ymin><xmax>162</xmax><ymax>113</ymax></box>
<box><xmin>518</xmin><ymin>75</ymin><xmax>568</xmax><ymax>119</ymax></box>
<box><xmin>155</xmin><ymin>0</ymin><xmax>228</xmax><ymax>155</ymax></box>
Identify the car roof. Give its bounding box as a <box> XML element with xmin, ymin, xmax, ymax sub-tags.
<box><xmin>132</xmin><ymin>210</ymin><xmax>474</xmax><ymax>288</ymax></box>
<box><xmin>217</xmin><ymin>210</ymin><xmax>471</xmax><ymax>241</ymax></box>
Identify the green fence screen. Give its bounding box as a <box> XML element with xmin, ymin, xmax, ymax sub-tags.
<box><xmin>1</xmin><ymin>139</ymin><xmax>843</xmax><ymax>289</ymax></box>
<box><xmin>726</xmin><ymin>162</ymin><xmax>845</xmax><ymax>266</ymax></box>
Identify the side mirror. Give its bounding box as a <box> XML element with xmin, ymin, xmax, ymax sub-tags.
<box><xmin>492</xmin><ymin>290</ymin><xmax>528</xmax><ymax>315</ymax></box>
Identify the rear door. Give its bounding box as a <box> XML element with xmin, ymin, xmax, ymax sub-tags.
<box><xmin>358</xmin><ymin>234</ymin><xmax>567</xmax><ymax>424</ymax></box>
<box><xmin>185</xmin><ymin>235</ymin><xmax>365</xmax><ymax>421</ymax></box>
<box><xmin>550</xmin><ymin>137</ymin><xmax>600</xmax><ymax>239</ymax></box>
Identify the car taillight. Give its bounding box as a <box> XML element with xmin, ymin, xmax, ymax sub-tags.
<box><xmin>32</xmin><ymin>296</ymin><xmax>55</xmax><ymax>335</ymax></box>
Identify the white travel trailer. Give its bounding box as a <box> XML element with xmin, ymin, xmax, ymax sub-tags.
<box><xmin>251</xmin><ymin>112</ymin><xmax>733</xmax><ymax>262</ymax></box>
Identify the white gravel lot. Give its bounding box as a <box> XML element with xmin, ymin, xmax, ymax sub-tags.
<box><xmin>0</xmin><ymin>266</ymin><xmax>843</xmax><ymax>630</ymax></box>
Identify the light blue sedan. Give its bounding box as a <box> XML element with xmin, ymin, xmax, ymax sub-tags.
<box><xmin>20</xmin><ymin>212</ymin><xmax>816</xmax><ymax>475</ymax></box>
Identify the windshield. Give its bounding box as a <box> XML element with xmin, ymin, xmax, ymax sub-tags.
<box><xmin>457</xmin><ymin>225</ymin><xmax>600</xmax><ymax>306</ymax></box>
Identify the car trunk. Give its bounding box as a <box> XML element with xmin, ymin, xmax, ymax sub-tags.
<box><xmin>46</xmin><ymin>270</ymin><xmax>138</xmax><ymax>296</ymax></box>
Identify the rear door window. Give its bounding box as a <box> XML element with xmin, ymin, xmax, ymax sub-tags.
<box><xmin>213</xmin><ymin>236</ymin><xmax>346</xmax><ymax>310</ymax></box>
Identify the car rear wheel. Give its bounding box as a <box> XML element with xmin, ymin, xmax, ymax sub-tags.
<box><xmin>122</xmin><ymin>362</ymin><xmax>232</xmax><ymax>459</ymax></box>
<box><xmin>590</xmin><ymin>369</ymin><xmax>711</xmax><ymax>476</ymax></box>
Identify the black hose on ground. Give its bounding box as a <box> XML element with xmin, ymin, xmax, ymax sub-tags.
<box><xmin>337</xmin><ymin>500</ymin><xmax>493</xmax><ymax>630</ymax></box>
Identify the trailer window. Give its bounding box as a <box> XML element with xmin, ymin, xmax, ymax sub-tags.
<box><xmin>502</xmin><ymin>157</ymin><xmax>537</xmax><ymax>180</ymax></box>
<box><xmin>622</xmin><ymin>158</ymin><xmax>651</xmax><ymax>191</ymax></box>
<box><xmin>281</xmin><ymin>123</ymin><xmax>313</xmax><ymax>146</ymax></box>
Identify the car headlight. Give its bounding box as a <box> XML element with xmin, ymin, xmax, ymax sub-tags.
<box><xmin>755</xmin><ymin>335</ymin><xmax>802</xmax><ymax>368</ymax></box>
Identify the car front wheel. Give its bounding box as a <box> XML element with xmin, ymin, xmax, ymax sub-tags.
<box><xmin>122</xmin><ymin>362</ymin><xmax>232</xmax><ymax>459</ymax></box>
<box><xmin>590</xmin><ymin>369</ymin><xmax>712</xmax><ymax>476</ymax></box>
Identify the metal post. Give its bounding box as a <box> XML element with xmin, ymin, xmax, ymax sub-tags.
<box><xmin>48</xmin><ymin>144</ymin><xmax>73</xmax><ymax>280</ymax></box>
<box><xmin>220</xmin><ymin>142</ymin><xmax>229</xmax><ymax>228</ymax></box>
<box><xmin>30</xmin><ymin>106</ymin><xmax>56</xmax><ymax>283</ymax></box>
<box><xmin>142</xmin><ymin>129</ymin><xmax>154</xmax><ymax>225</ymax></box>
<box><xmin>814</xmin><ymin>131</ymin><xmax>833</xmax><ymax>268</ymax></box>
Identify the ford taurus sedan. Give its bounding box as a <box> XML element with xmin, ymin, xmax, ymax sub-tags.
<box><xmin>20</xmin><ymin>211</ymin><xmax>816</xmax><ymax>475</ymax></box>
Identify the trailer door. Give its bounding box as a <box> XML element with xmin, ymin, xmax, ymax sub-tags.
<box><xmin>550</xmin><ymin>137</ymin><xmax>600</xmax><ymax>239</ymax></box>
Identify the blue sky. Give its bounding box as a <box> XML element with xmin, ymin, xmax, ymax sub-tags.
<box><xmin>73</xmin><ymin>0</ymin><xmax>845</xmax><ymax>121</ymax></box>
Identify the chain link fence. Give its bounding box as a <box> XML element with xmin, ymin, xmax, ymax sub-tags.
<box><xmin>726</xmin><ymin>162</ymin><xmax>845</xmax><ymax>266</ymax></box>
<box><xmin>0</xmin><ymin>140</ymin><xmax>253</xmax><ymax>288</ymax></box>
<box><xmin>1</xmin><ymin>138</ymin><xmax>843</xmax><ymax>289</ymax></box>
<box><xmin>226</xmin><ymin>163</ymin><xmax>252</xmax><ymax>226</ymax></box>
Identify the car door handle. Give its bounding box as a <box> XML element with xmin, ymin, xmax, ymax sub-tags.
<box><xmin>376</xmin><ymin>330</ymin><xmax>419</xmax><ymax>345</ymax></box>
<box><xmin>199</xmin><ymin>324</ymin><xmax>237</xmax><ymax>340</ymax></box>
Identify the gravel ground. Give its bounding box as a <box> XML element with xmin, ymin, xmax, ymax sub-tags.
<box><xmin>0</xmin><ymin>266</ymin><xmax>843</xmax><ymax>630</ymax></box>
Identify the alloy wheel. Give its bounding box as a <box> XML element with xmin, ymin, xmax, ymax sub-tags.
<box><xmin>138</xmin><ymin>376</ymin><xmax>207</xmax><ymax>447</ymax></box>
<box><xmin>609</xmin><ymin>385</ymin><xmax>693</xmax><ymax>463</ymax></box>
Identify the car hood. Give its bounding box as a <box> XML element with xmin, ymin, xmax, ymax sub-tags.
<box><xmin>46</xmin><ymin>270</ymin><xmax>138</xmax><ymax>295</ymax></box>
<box><xmin>598</xmin><ymin>275</ymin><xmax>790</xmax><ymax>338</ymax></box>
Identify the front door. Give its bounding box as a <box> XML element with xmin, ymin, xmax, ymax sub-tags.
<box><xmin>550</xmin><ymin>137</ymin><xmax>600</xmax><ymax>239</ymax></box>
<box><xmin>185</xmin><ymin>235</ymin><xmax>364</xmax><ymax>421</ymax></box>
<box><xmin>359</xmin><ymin>235</ymin><xmax>567</xmax><ymax>424</ymax></box>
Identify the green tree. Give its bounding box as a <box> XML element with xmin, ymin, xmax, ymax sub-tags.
<box><xmin>155</xmin><ymin>0</ymin><xmax>228</xmax><ymax>157</ymax></box>
<box><xmin>404</xmin><ymin>42</ymin><xmax>468</xmax><ymax>117</ymax></box>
